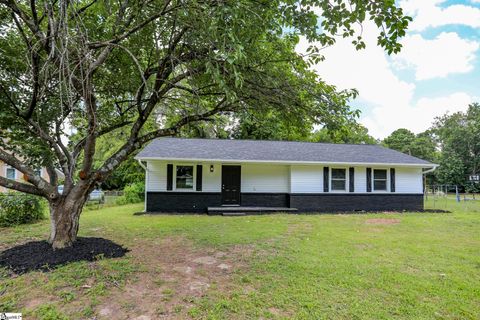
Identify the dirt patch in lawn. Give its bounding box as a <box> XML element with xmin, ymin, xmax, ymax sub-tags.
<box><xmin>93</xmin><ymin>236</ymin><xmax>252</xmax><ymax>319</ymax></box>
<box><xmin>365</xmin><ymin>218</ymin><xmax>401</xmax><ymax>225</ymax></box>
<box><xmin>0</xmin><ymin>237</ymin><xmax>129</xmax><ymax>274</ymax></box>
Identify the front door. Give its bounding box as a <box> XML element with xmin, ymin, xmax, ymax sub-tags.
<box><xmin>221</xmin><ymin>165</ymin><xmax>241</xmax><ymax>205</ymax></box>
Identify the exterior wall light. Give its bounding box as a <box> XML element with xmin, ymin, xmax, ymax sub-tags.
<box><xmin>210</xmin><ymin>165</ymin><xmax>214</xmax><ymax>173</ymax></box>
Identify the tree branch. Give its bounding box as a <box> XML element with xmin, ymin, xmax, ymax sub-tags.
<box><xmin>87</xmin><ymin>3</ymin><xmax>179</xmax><ymax>49</ymax></box>
<box><xmin>0</xmin><ymin>176</ymin><xmax>45</xmax><ymax>196</ymax></box>
<box><xmin>0</xmin><ymin>149</ymin><xmax>56</xmax><ymax>197</ymax></box>
<box><xmin>95</xmin><ymin>97</ymin><xmax>231</xmax><ymax>179</ymax></box>
<box><xmin>72</xmin><ymin>120</ymin><xmax>134</xmax><ymax>161</ymax></box>
<box><xmin>137</xmin><ymin>98</ymin><xmax>231</xmax><ymax>145</ymax></box>
<box><xmin>73</xmin><ymin>0</ymin><xmax>98</xmax><ymax>17</ymax></box>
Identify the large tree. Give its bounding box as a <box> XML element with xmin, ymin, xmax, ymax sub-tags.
<box><xmin>432</xmin><ymin>103</ymin><xmax>480</xmax><ymax>191</ymax></box>
<box><xmin>382</xmin><ymin>128</ymin><xmax>416</xmax><ymax>154</ymax></box>
<box><xmin>0</xmin><ymin>0</ymin><xmax>410</xmax><ymax>248</ymax></box>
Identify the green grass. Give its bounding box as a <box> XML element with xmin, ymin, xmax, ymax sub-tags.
<box><xmin>1</xmin><ymin>200</ymin><xmax>479</xmax><ymax>319</ymax></box>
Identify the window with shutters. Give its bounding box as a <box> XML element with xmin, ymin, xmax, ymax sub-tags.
<box><xmin>331</xmin><ymin>168</ymin><xmax>347</xmax><ymax>191</ymax></box>
<box><xmin>175</xmin><ymin>165</ymin><xmax>194</xmax><ymax>189</ymax></box>
<box><xmin>373</xmin><ymin>169</ymin><xmax>388</xmax><ymax>191</ymax></box>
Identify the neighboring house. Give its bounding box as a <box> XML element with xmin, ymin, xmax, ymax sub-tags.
<box><xmin>135</xmin><ymin>138</ymin><xmax>437</xmax><ymax>214</ymax></box>
<box><xmin>0</xmin><ymin>160</ymin><xmax>63</xmax><ymax>193</ymax></box>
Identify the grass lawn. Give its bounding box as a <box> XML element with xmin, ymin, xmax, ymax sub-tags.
<box><xmin>1</xmin><ymin>199</ymin><xmax>479</xmax><ymax>319</ymax></box>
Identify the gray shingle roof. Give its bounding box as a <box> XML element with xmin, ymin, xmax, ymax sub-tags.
<box><xmin>136</xmin><ymin>138</ymin><xmax>435</xmax><ymax>166</ymax></box>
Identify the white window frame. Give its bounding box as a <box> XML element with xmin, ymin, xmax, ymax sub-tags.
<box><xmin>330</xmin><ymin>167</ymin><xmax>348</xmax><ymax>192</ymax></box>
<box><xmin>372</xmin><ymin>168</ymin><xmax>389</xmax><ymax>192</ymax></box>
<box><xmin>174</xmin><ymin>164</ymin><xmax>196</xmax><ymax>191</ymax></box>
<box><xmin>5</xmin><ymin>166</ymin><xmax>16</xmax><ymax>180</ymax></box>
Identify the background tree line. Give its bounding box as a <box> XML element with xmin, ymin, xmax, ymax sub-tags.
<box><xmin>381</xmin><ymin>103</ymin><xmax>479</xmax><ymax>192</ymax></box>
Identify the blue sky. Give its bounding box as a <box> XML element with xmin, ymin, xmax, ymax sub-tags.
<box><xmin>297</xmin><ymin>0</ymin><xmax>480</xmax><ymax>139</ymax></box>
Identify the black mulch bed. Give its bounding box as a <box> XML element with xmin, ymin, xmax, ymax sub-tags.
<box><xmin>0</xmin><ymin>237</ymin><xmax>129</xmax><ymax>274</ymax></box>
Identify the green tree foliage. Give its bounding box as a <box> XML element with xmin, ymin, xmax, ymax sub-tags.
<box><xmin>178</xmin><ymin>115</ymin><xmax>232</xmax><ymax>139</ymax></box>
<box><xmin>432</xmin><ymin>103</ymin><xmax>480</xmax><ymax>191</ymax></box>
<box><xmin>231</xmin><ymin>109</ymin><xmax>316</xmax><ymax>141</ymax></box>
<box><xmin>182</xmin><ymin>106</ymin><xmax>376</xmax><ymax>144</ymax></box>
<box><xmin>311</xmin><ymin>123</ymin><xmax>377</xmax><ymax>144</ymax></box>
<box><xmin>382</xmin><ymin>128</ymin><xmax>437</xmax><ymax>162</ymax></box>
<box><xmin>383</xmin><ymin>129</ymin><xmax>416</xmax><ymax>154</ymax></box>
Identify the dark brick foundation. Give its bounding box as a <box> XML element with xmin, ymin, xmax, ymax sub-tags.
<box><xmin>145</xmin><ymin>192</ymin><xmax>423</xmax><ymax>213</ymax></box>
<box><xmin>146</xmin><ymin>192</ymin><xmax>222</xmax><ymax>213</ymax></box>
<box><xmin>289</xmin><ymin>193</ymin><xmax>424</xmax><ymax>212</ymax></box>
<box><xmin>240</xmin><ymin>193</ymin><xmax>289</xmax><ymax>207</ymax></box>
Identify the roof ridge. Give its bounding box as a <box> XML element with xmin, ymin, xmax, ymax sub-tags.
<box><xmin>161</xmin><ymin>137</ymin><xmax>382</xmax><ymax>147</ymax></box>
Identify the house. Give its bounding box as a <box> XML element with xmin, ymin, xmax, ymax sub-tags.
<box><xmin>135</xmin><ymin>138</ymin><xmax>437</xmax><ymax>214</ymax></box>
<box><xmin>0</xmin><ymin>160</ymin><xmax>63</xmax><ymax>193</ymax></box>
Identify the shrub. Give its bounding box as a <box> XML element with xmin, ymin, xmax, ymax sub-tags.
<box><xmin>0</xmin><ymin>192</ymin><xmax>46</xmax><ymax>227</ymax></box>
<box><xmin>115</xmin><ymin>196</ymin><xmax>128</xmax><ymax>206</ymax></box>
<box><xmin>116</xmin><ymin>182</ymin><xmax>145</xmax><ymax>205</ymax></box>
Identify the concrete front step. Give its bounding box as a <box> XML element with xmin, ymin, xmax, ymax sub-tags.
<box><xmin>222</xmin><ymin>212</ymin><xmax>247</xmax><ymax>216</ymax></box>
<box><xmin>208</xmin><ymin>206</ymin><xmax>298</xmax><ymax>215</ymax></box>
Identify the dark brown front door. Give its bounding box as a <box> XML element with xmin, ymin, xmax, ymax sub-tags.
<box><xmin>222</xmin><ymin>165</ymin><xmax>241</xmax><ymax>205</ymax></box>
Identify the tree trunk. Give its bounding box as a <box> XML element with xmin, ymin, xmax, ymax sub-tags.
<box><xmin>48</xmin><ymin>193</ymin><xmax>88</xmax><ymax>249</ymax></box>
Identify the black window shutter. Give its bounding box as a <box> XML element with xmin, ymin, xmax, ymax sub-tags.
<box><xmin>196</xmin><ymin>165</ymin><xmax>203</xmax><ymax>191</ymax></box>
<box><xmin>166</xmin><ymin>164</ymin><xmax>173</xmax><ymax>190</ymax></box>
<box><xmin>390</xmin><ymin>168</ymin><xmax>395</xmax><ymax>192</ymax></box>
<box><xmin>349</xmin><ymin>167</ymin><xmax>354</xmax><ymax>192</ymax></box>
<box><xmin>366</xmin><ymin>167</ymin><xmax>372</xmax><ymax>192</ymax></box>
<box><xmin>323</xmin><ymin>167</ymin><xmax>329</xmax><ymax>192</ymax></box>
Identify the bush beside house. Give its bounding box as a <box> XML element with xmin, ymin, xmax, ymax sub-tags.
<box><xmin>116</xmin><ymin>182</ymin><xmax>145</xmax><ymax>205</ymax></box>
<box><xmin>0</xmin><ymin>193</ymin><xmax>45</xmax><ymax>227</ymax></box>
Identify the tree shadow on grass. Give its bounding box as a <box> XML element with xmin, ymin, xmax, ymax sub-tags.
<box><xmin>0</xmin><ymin>237</ymin><xmax>129</xmax><ymax>275</ymax></box>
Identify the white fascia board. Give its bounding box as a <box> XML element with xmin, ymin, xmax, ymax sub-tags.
<box><xmin>134</xmin><ymin>156</ymin><xmax>438</xmax><ymax>169</ymax></box>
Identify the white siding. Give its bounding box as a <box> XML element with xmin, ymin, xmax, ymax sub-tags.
<box><xmin>241</xmin><ymin>164</ymin><xmax>289</xmax><ymax>193</ymax></box>
<box><xmin>395</xmin><ymin>167</ymin><xmax>423</xmax><ymax>193</ymax></box>
<box><xmin>290</xmin><ymin>165</ymin><xmax>324</xmax><ymax>193</ymax></box>
<box><xmin>147</xmin><ymin>161</ymin><xmax>167</xmax><ymax>191</ymax></box>
<box><xmin>145</xmin><ymin>161</ymin><xmax>424</xmax><ymax>194</ymax></box>
<box><xmin>147</xmin><ymin>161</ymin><xmax>221</xmax><ymax>192</ymax></box>
<box><xmin>146</xmin><ymin>162</ymin><xmax>290</xmax><ymax>193</ymax></box>
<box><xmin>203</xmin><ymin>164</ymin><xmax>221</xmax><ymax>192</ymax></box>
<box><xmin>353</xmin><ymin>166</ymin><xmax>423</xmax><ymax>194</ymax></box>
<box><xmin>354</xmin><ymin>166</ymin><xmax>367</xmax><ymax>193</ymax></box>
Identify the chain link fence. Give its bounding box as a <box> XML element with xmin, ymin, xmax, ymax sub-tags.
<box><xmin>425</xmin><ymin>185</ymin><xmax>479</xmax><ymax>212</ymax></box>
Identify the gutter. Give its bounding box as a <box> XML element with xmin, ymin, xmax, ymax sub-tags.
<box><xmin>422</xmin><ymin>165</ymin><xmax>438</xmax><ymax>174</ymax></box>
<box><xmin>137</xmin><ymin>159</ymin><xmax>148</xmax><ymax>213</ymax></box>
<box><xmin>137</xmin><ymin>159</ymin><xmax>148</xmax><ymax>171</ymax></box>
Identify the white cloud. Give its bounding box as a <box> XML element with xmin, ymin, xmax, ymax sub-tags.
<box><xmin>400</xmin><ymin>0</ymin><xmax>480</xmax><ymax>31</ymax></box>
<box><xmin>393</xmin><ymin>32</ymin><xmax>479</xmax><ymax>80</ymax></box>
<box><xmin>362</xmin><ymin>92</ymin><xmax>472</xmax><ymax>138</ymax></box>
<box><xmin>296</xmin><ymin>22</ymin><xmax>473</xmax><ymax>139</ymax></box>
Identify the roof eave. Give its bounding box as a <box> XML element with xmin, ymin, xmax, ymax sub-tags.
<box><xmin>134</xmin><ymin>156</ymin><xmax>437</xmax><ymax>168</ymax></box>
